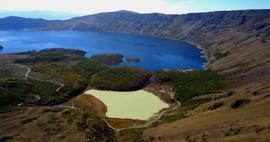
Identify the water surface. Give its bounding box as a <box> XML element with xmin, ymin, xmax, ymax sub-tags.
<box><xmin>0</xmin><ymin>30</ymin><xmax>205</xmax><ymax>70</ymax></box>
<box><xmin>84</xmin><ymin>89</ymin><xmax>169</xmax><ymax>120</ymax></box>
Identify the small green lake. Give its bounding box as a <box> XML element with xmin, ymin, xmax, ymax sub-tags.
<box><xmin>84</xmin><ymin>89</ymin><xmax>169</xmax><ymax>120</ymax></box>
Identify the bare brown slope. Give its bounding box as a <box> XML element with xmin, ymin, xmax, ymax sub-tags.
<box><xmin>142</xmin><ymin>90</ymin><xmax>270</xmax><ymax>142</ymax></box>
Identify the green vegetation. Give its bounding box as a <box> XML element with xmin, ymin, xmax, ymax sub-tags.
<box><xmin>32</xmin><ymin>59</ymin><xmax>107</xmax><ymax>80</ymax></box>
<box><xmin>182</xmin><ymin>98</ymin><xmax>211</xmax><ymax>108</ymax></box>
<box><xmin>22</xmin><ymin>49</ymin><xmax>108</xmax><ymax>105</ymax></box>
<box><xmin>39</xmin><ymin>48</ymin><xmax>86</xmax><ymax>56</ymax></box>
<box><xmin>153</xmin><ymin>71</ymin><xmax>224</xmax><ymax>102</ymax></box>
<box><xmin>15</xmin><ymin>54</ymin><xmax>68</xmax><ymax>63</ymax></box>
<box><xmin>163</xmin><ymin>111</ymin><xmax>186</xmax><ymax>123</ymax></box>
<box><xmin>0</xmin><ymin>48</ymin><xmax>107</xmax><ymax>109</ymax></box>
<box><xmin>0</xmin><ymin>79</ymin><xmax>71</xmax><ymax>107</ymax></box>
<box><xmin>90</xmin><ymin>67</ymin><xmax>152</xmax><ymax>91</ymax></box>
<box><xmin>15</xmin><ymin>48</ymin><xmax>86</xmax><ymax>64</ymax></box>
<box><xmin>72</xmin><ymin>59</ymin><xmax>107</xmax><ymax>79</ymax></box>
<box><xmin>151</xmin><ymin>70</ymin><xmax>223</xmax><ymax>123</ymax></box>
<box><xmin>31</xmin><ymin>59</ymin><xmax>107</xmax><ymax>97</ymax></box>
<box><xmin>161</xmin><ymin>98</ymin><xmax>210</xmax><ymax>123</ymax></box>
<box><xmin>90</xmin><ymin>53</ymin><xmax>124</xmax><ymax>65</ymax></box>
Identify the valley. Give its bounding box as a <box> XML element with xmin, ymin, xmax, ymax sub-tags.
<box><xmin>0</xmin><ymin>48</ymin><xmax>225</xmax><ymax>141</ymax></box>
<box><xmin>0</xmin><ymin>9</ymin><xmax>269</xmax><ymax>142</ymax></box>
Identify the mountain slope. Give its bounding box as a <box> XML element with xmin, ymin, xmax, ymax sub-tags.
<box><xmin>0</xmin><ymin>10</ymin><xmax>269</xmax><ymax>142</ymax></box>
<box><xmin>43</xmin><ymin>10</ymin><xmax>270</xmax><ymax>89</ymax></box>
<box><xmin>43</xmin><ymin>11</ymin><xmax>270</xmax><ymax>141</ymax></box>
<box><xmin>0</xmin><ymin>10</ymin><xmax>269</xmax><ymax>88</ymax></box>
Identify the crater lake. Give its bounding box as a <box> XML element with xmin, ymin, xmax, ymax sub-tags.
<box><xmin>0</xmin><ymin>30</ymin><xmax>205</xmax><ymax>71</ymax></box>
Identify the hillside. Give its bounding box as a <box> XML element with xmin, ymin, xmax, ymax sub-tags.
<box><xmin>1</xmin><ymin>10</ymin><xmax>269</xmax><ymax>85</ymax></box>
<box><xmin>42</xmin><ymin>10</ymin><xmax>270</xmax><ymax>142</ymax></box>
<box><xmin>42</xmin><ymin>10</ymin><xmax>270</xmax><ymax>90</ymax></box>
<box><xmin>0</xmin><ymin>10</ymin><xmax>269</xmax><ymax>142</ymax></box>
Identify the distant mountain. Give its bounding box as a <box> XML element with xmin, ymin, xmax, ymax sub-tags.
<box><xmin>0</xmin><ymin>11</ymin><xmax>79</xmax><ymax>20</ymax></box>
<box><xmin>0</xmin><ymin>16</ymin><xmax>54</xmax><ymax>30</ymax></box>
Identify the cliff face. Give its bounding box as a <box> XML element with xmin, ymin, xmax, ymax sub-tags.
<box><xmin>44</xmin><ymin>10</ymin><xmax>270</xmax><ymax>89</ymax></box>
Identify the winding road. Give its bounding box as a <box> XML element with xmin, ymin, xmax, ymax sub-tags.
<box><xmin>102</xmin><ymin>88</ymin><xmax>181</xmax><ymax>131</ymax></box>
<box><xmin>10</xmin><ymin>64</ymin><xmax>181</xmax><ymax>133</ymax></box>
<box><xmin>52</xmin><ymin>87</ymin><xmax>181</xmax><ymax>132</ymax></box>
<box><xmin>15</xmin><ymin>64</ymin><xmax>64</xmax><ymax>92</ymax></box>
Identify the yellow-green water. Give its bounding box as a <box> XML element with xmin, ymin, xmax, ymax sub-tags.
<box><xmin>84</xmin><ymin>89</ymin><xmax>169</xmax><ymax>120</ymax></box>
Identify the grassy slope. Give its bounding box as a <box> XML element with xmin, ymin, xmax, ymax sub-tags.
<box><xmin>0</xmin><ymin>107</ymin><xmax>117</xmax><ymax>142</ymax></box>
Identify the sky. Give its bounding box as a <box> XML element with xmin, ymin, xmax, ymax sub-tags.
<box><xmin>0</xmin><ymin>0</ymin><xmax>269</xmax><ymax>15</ymax></box>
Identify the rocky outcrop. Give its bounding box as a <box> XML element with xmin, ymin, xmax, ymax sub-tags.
<box><xmin>208</xmin><ymin>102</ymin><xmax>224</xmax><ymax>110</ymax></box>
<box><xmin>230</xmin><ymin>99</ymin><xmax>250</xmax><ymax>109</ymax></box>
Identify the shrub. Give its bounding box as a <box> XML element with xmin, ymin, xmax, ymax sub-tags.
<box><xmin>90</xmin><ymin>54</ymin><xmax>123</xmax><ymax>65</ymax></box>
<box><xmin>90</xmin><ymin>67</ymin><xmax>152</xmax><ymax>91</ymax></box>
<box><xmin>154</xmin><ymin>70</ymin><xmax>224</xmax><ymax>102</ymax></box>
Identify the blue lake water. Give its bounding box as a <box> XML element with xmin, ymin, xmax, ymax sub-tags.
<box><xmin>0</xmin><ymin>30</ymin><xmax>205</xmax><ymax>71</ymax></box>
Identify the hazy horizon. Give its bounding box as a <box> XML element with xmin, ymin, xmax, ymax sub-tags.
<box><xmin>0</xmin><ymin>0</ymin><xmax>269</xmax><ymax>16</ymax></box>
<box><xmin>1</xmin><ymin>8</ymin><xmax>270</xmax><ymax>20</ymax></box>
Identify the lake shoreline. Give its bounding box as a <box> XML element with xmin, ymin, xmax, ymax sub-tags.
<box><xmin>184</xmin><ymin>40</ymin><xmax>209</xmax><ymax>70</ymax></box>
<box><xmin>84</xmin><ymin>89</ymin><xmax>169</xmax><ymax>120</ymax></box>
<box><xmin>80</xmin><ymin>30</ymin><xmax>209</xmax><ymax>70</ymax></box>
<box><xmin>91</xmin><ymin>30</ymin><xmax>210</xmax><ymax>70</ymax></box>
<box><xmin>0</xmin><ymin>30</ymin><xmax>206</xmax><ymax>71</ymax></box>
<box><xmin>83</xmin><ymin>87</ymin><xmax>177</xmax><ymax>130</ymax></box>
